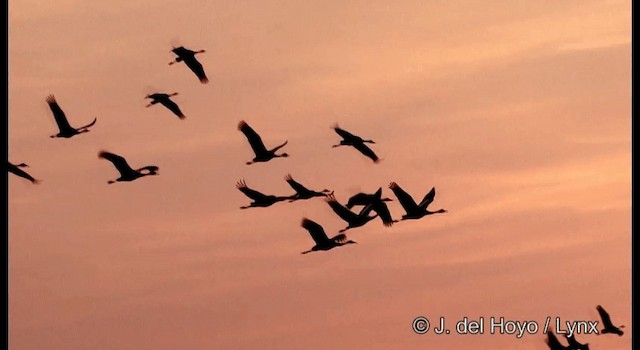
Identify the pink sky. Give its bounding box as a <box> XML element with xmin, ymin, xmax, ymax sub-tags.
<box><xmin>9</xmin><ymin>1</ymin><xmax>630</xmax><ymax>349</ymax></box>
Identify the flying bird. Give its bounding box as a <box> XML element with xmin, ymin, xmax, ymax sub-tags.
<box><xmin>363</xmin><ymin>188</ymin><xmax>397</xmax><ymax>227</ymax></box>
<box><xmin>596</xmin><ymin>305</ymin><xmax>624</xmax><ymax>336</ymax></box>
<box><xmin>238</xmin><ymin>120</ymin><xmax>289</xmax><ymax>165</ymax></box>
<box><xmin>284</xmin><ymin>174</ymin><xmax>332</xmax><ymax>202</ymax></box>
<box><xmin>325</xmin><ymin>193</ymin><xmax>378</xmax><ymax>232</ymax></box>
<box><xmin>46</xmin><ymin>95</ymin><xmax>97</xmax><ymax>138</ymax></box>
<box><xmin>145</xmin><ymin>93</ymin><xmax>185</xmax><ymax>119</ymax></box>
<box><xmin>545</xmin><ymin>332</ymin><xmax>570</xmax><ymax>350</ymax></box>
<box><xmin>169</xmin><ymin>46</ymin><xmax>208</xmax><ymax>83</ymax></box>
<box><xmin>98</xmin><ymin>151</ymin><xmax>159</xmax><ymax>184</ymax></box>
<box><xmin>236</xmin><ymin>180</ymin><xmax>290</xmax><ymax>209</ymax></box>
<box><xmin>300</xmin><ymin>218</ymin><xmax>357</xmax><ymax>254</ymax></box>
<box><xmin>389</xmin><ymin>182</ymin><xmax>447</xmax><ymax>220</ymax></box>
<box><xmin>8</xmin><ymin>162</ymin><xmax>40</xmax><ymax>184</ymax></box>
<box><xmin>564</xmin><ymin>333</ymin><xmax>589</xmax><ymax>350</ymax></box>
<box><xmin>332</xmin><ymin>124</ymin><xmax>380</xmax><ymax>163</ymax></box>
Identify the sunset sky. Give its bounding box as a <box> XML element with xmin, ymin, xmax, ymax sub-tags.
<box><xmin>8</xmin><ymin>1</ymin><xmax>631</xmax><ymax>349</ymax></box>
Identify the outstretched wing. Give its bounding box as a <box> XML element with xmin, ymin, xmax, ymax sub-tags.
<box><xmin>238</xmin><ymin>121</ymin><xmax>268</xmax><ymax>156</ymax></box>
<box><xmin>418</xmin><ymin>187</ymin><xmax>436</xmax><ymax>209</ymax></box>
<box><xmin>185</xmin><ymin>57</ymin><xmax>208</xmax><ymax>83</ymax></box>
<box><xmin>564</xmin><ymin>334</ymin><xmax>586</xmax><ymax>347</ymax></box>
<box><xmin>346</xmin><ymin>193</ymin><xmax>373</xmax><ymax>208</ymax></box>
<box><xmin>596</xmin><ymin>305</ymin><xmax>614</xmax><ymax>328</ymax></box>
<box><xmin>330</xmin><ymin>233</ymin><xmax>348</xmax><ymax>243</ymax></box>
<box><xmin>325</xmin><ymin>195</ymin><xmax>359</xmax><ymax>223</ymax></box>
<box><xmin>236</xmin><ymin>180</ymin><xmax>270</xmax><ymax>201</ymax></box>
<box><xmin>8</xmin><ymin>163</ymin><xmax>38</xmax><ymax>183</ymax></box>
<box><xmin>371</xmin><ymin>200</ymin><xmax>395</xmax><ymax>226</ymax></box>
<box><xmin>77</xmin><ymin>117</ymin><xmax>97</xmax><ymax>131</ymax></box>
<box><xmin>98</xmin><ymin>151</ymin><xmax>135</xmax><ymax>176</ymax></box>
<box><xmin>545</xmin><ymin>332</ymin><xmax>567</xmax><ymax>350</ymax></box>
<box><xmin>269</xmin><ymin>140</ymin><xmax>288</xmax><ymax>153</ymax></box>
<box><xmin>160</xmin><ymin>99</ymin><xmax>185</xmax><ymax>119</ymax></box>
<box><xmin>285</xmin><ymin>174</ymin><xmax>311</xmax><ymax>194</ymax></box>
<box><xmin>333</xmin><ymin>125</ymin><xmax>360</xmax><ymax>142</ymax></box>
<box><xmin>389</xmin><ymin>182</ymin><xmax>420</xmax><ymax>214</ymax></box>
<box><xmin>301</xmin><ymin>218</ymin><xmax>330</xmax><ymax>245</ymax></box>
<box><xmin>46</xmin><ymin>95</ymin><xmax>75</xmax><ymax>133</ymax></box>
<box><xmin>352</xmin><ymin>142</ymin><xmax>379</xmax><ymax>163</ymax></box>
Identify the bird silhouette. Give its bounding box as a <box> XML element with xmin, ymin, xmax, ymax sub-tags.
<box><xmin>332</xmin><ymin>124</ymin><xmax>380</xmax><ymax>163</ymax></box>
<box><xmin>236</xmin><ymin>180</ymin><xmax>290</xmax><ymax>209</ymax></box>
<box><xmin>238</xmin><ymin>120</ymin><xmax>289</xmax><ymax>165</ymax></box>
<box><xmin>8</xmin><ymin>162</ymin><xmax>40</xmax><ymax>184</ymax></box>
<box><xmin>346</xmin><ymin>191</ymin><xmax>393</xmax><ymax>209</ymax></box>
<box><xmin>325</xmin><ymin>193</ymin><xmax>378</xmax><ymax>232</ymax></box>
<box><xmin>596</xmin><ymin>305</ymin><xmax>624</xmax><ymax>336</ymax></box>
<box><xmin>284</xmin><ymin>174</ymin><xmax>332</xmax><ymax>202</ymax></box>
<box><xmin>545</xmin><ymin>332</ymin><xmax>570</xmax><ymax>350</ymax></box>
<box><xmin>46</xmin><ymin>95</ymin><xmax>97</xmax><ymax>138</ymax></box>
<box><xmin>145</xmin><ymin>92</ymin><xmax>185</xmax><ymax>119</ymax></box>
<box><xmin>363</xmin><ymin>188</ymin><xmax>397</xmax><ymax>227</ymax></box>
<box><xmin>564</xmin><ymin>333</ymin><xmax>589</xmax><ymax>350</ymax></box>
<box><xmin>300</xmin><ymin>218</ymin><xmax>357</xmax><ymax>254</ymax></box>
<box><xmin>169</xmin><ymin>46</ymin><xmax>208</xmax><ymax>83</ymax></box>
<box><xmin>389</xmin><ymin>182</ymin><xmax>447</xmax><ymax>220</ymax></box>
<box><xmin>98</xmin><ymin>151</ymin><xmax>159</xmax><ymax>184</ymax></box>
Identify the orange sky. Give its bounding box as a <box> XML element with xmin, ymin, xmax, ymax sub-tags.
<box><xmin>8</xmin><ymin>1</ymin><xmax>631</xmax><ymax>349</ymax></box>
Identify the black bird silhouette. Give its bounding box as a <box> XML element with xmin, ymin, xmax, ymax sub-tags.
<box><xmin>545</xmin><ymin>332</ymin><xmax>570</xmax><ymax>350</ymax></box>
<box><xmin>596</xmin><ymin>305</ymin><xmax>624</xmax><ymax>336</ymax></box>
<box><xmin>8</xmin><ymin>162</ymin><xmax>40</xmax><ymax>184</ymax></box>
<box><xmin>363</xmin><ymin>188</ymin><xmax>397</xmax><ymax>227</ymax></box>
<box><xmin>236</xmin><ymin>180</ymin><xmax>290</xmax><ymax>209</ymax></box>
<box><xmin>169</xmin><ymin>46</ymin><xmax>208</xmax><ymax>83</ymax></box>
<box><xmin>564</xmin><ymin>333</ymin><xmax>589</xmax><ymax>350</ymax></box>
<box><xmin>284</xmin><ymin>174</ymin><xmax>332</xmax><ymax>202</ymax></box>
<box><xmin>325</xmin><ymin>193</ymin><xmax>378</xmax><ymax>232</ymax></box>
<box><xmin>98</xmin><ymin>151</ymin><xmax>159</xmax><ymax>184</ymax></box>
<box><xmin>332</xmin><ymin>124</ymin><xmax>379</xmax><ymax>163</ymax></box>
<box><xmin>300</xmin><ymin>218</ymin><xmax>357</xmax><ymax>254</ymax></box>
<box><xmin>145</xmin><ymin>93</ymin><xmax>185</xmax><ymax>119</ymax></box>
<box><xmin>46</xmin><ymin>95</ymin><xmax>97</xmax><ymax>138</ymax></box>
<box><xmin>238</xmin><ymin>120</ymin><xmax>289</xmax><ymax>165</ymax></box>
<box><xmin>346</xmin><ymin>191</ymin><xmax>393</xmax><ymax>209</ymax></box>
<box><xmin>389</xmin><ymin>182</ymin><xmax>447</xmax><ymax>220</ymax></box>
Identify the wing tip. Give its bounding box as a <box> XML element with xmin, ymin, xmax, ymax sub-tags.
<box><xmin>45</xmin><ymin>94</ymin><xmax>56</xmax><ymax>104</ymax></box>
<box><xmin>324</xmin><ymin>194</ymin><xmax>338</xmax><ymax>203</ymax></box>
